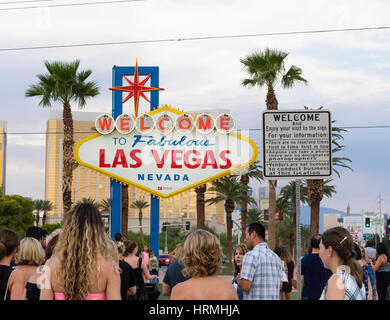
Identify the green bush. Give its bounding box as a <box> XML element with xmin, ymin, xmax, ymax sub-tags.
<box><xmin>0</xmin><ymin>195</ymin><xmax>34</xmax><ymax>237</ymax></box>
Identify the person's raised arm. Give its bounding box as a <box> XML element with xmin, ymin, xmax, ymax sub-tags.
<box><xmin>236</xmin><ymin>253</ymin><xmax>255</xmax><ymax>292</ymax></box>
<box><xmin>369</xmin><ymin>255</ymin><xmax>384</xmax><ymax>272</ymax></box>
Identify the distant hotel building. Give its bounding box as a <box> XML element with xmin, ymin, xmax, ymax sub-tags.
<box><xmin>323</xmin><ymin>214</ymin><xmax>342</xmax><ymax>231</ymax></box>
<box><xmin>0</xmin><ymin>121</ymin><xmax>6</xmax><ymax>193</ymax></box>
<box><xmin>45</xmin><ymin>110</ymin><xmax>226</xmax><ymax>232</ymax></box>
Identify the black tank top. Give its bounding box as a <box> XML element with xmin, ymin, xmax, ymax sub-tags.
<box><xmin>133</xmin><ymin>258</ymin><xmax>145</xmax><ymax>290</ymax></box>
<box><xmin>26</xmin><ymin>282</ymin><xmax>40</xmax><ymax>300</ymax></box>
<box><xmin>0</xmin><ymin>265</ymin><xmax>13</xmax><ymax>300</ymax></box>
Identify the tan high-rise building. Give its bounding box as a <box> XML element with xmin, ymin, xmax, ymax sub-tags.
<box><xmin>0</xmin><ymin>121</ymin><xmax>7</xmax><ymax>193</ymax></box>
<box><xmin>45</xmin><ymin>110</ymin><xmax>226</xmax><ymax>232</ymax></box>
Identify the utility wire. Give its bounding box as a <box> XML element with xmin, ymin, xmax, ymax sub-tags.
<box><xmin>2</xmin><ymin>125</ymin><xmax>390</xmax><ymax>135</ymax></box>
<box><xmin>0</xmin><ymin>0</ymin><xmax>54</xmax><ymax>5</ymax></box>
<box><xmin>0</xmin><ymin>0</ymin><xmax>144</xmax><ymax>11</ymax></box>
<box><xmin>0</xmin><ymin>26</ymin><xmax>389</xmax><ymax>52</ymax></box>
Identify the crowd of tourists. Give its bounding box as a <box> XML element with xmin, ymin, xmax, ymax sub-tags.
<box><xmin>1</xmin><ymin>202</ymin><xmax>390</xmax><ymax>300</ymax></box>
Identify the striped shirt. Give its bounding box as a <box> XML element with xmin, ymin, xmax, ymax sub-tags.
<box><xmin>320</xmin><ymin>272</ymin><xmax>366</xmax><ymax>300</ymax></box>
<box><xmin>240</xmin><ymin>242</ymin><xmax>284</xmax><ymax>300</ymax></box>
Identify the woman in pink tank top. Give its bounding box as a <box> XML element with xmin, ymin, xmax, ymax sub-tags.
<box><xmin>40</xmin><ymin>203</ymin><xmax>121</xmax><ymax>300</ymax></box>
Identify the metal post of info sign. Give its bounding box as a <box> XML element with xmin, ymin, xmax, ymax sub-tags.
<box><xmin>262</xmin><ymin>109</ymin><xmax>332</xmax><ymax>180</ymax></box>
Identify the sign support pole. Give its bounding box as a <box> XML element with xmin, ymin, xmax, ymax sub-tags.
<box><xmin>110</xmin><ymin>66</ymin><xmax>123</xmax><ymax>238</ymax></box>
<box><xmin>111</xmin><ymin>65</ymin><xmax>160</xmax><ymax>264</ymax></box>
<box><xmin>296</xmin><ymin>179</ymin><xmax>302</xmax><ymax>300</ymax></box>
<box><xmin>150</xmin><ymin>69</ymin><xmax>160</xmax><ymax>264</ymax></box>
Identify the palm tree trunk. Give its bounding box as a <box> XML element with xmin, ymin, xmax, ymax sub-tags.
<box><xmin>225</xmin><ymin>203</ymin><xmax>234</xmax><ymax>263</ymax></box>
<box><xmin>266</xmin><ymin>86</ymin><xmax>278</xmax><ymax>110</ymax></box>
<box><xmin>307</xmin><ymin>179</ymin><xmax>324</xmax><ymax>237</ymax></box>
<box><xmin>139</xmin><ymin>210</ymin><xmax>145</xmax><ymax>248</ymax></box>
<box><xmin>241</xmin><ymin>191</ymin><xmax>248</xmax><ymax>243</ymax></box>
<box><xmin>268</xmin><ymin>180</ymin><xmax>277</xmax><ymax>250</ymax></box>
<box><xmin>310</xmin><ymin>201</ymin><xmax>321</xmax><ymax>237</ymax></box>
<box><xmin>266</xmin><ymin>86</ymin><xmax>278</xmax><ymax>250</ymax></box>
<box><xmin>240</xmin><ymin>174</ymin><xmax>249</xmax><ymax>243</ymax></box>
<box><xmin>42</xmin><ymin>212</ymin><xmax>47</xmax><ymax>226</ymax></box>
<box><xmin>195</xmin><ymin>185</ymin><xmax>207</xmax><ymax>229</ymax></box>
<box><xmin>35</xmin><ymin>213</ymin><xmax>40</xmax><ymax>227</ymax></box>
<box><xmin>121</xmin><ymin>184</ymin><xmax>129</xmax><ymax>238</ymax></box>
<box><xmin>62</xmin><ymin>101</ymin><xmax>74</xmax><ymax>215</ymax></box>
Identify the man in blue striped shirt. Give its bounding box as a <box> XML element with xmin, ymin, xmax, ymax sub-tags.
<box><xmin>235</xmin><ymin>222</ymin><xmax>284</xmax><ymax>300</ymax></box>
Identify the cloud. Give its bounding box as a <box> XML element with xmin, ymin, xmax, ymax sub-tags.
<box><xmin>1</xmin><ymin>0</ymin><xmax>390</xmax><ymax>211</ymax></box>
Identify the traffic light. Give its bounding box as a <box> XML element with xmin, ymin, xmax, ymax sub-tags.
<box><xmin>264</xmin><ymin>209</ymin><xmax>269</xmax><ymax>221</ymax></box>
<box><xmin>365</xmin><ymin>217</ymin><xmax>370</xmax><ymax>228</ymax></box>
<box><xmin>162</xmin><ymin>222</ymin><xmax>167</xmax><ymax>232</ymax></box>
<box><xmin>275</xmin><ymin>212</ymin><xmax>279</xmax><ymax>220</ymax></box>
<box><xmin>386</xmin><ymin>219</ymin><xmax>390</xmax><ymax>238</ymax></box>
<box><xmin>186</xmin><ymin>221</ymin><xmax>190</xmax><ymax>231</ymax></box>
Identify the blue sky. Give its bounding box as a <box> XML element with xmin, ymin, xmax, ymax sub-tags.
<box><xmin>1</xmin><ymin>0</ymin><xmax>390</xmax><ymax>214</ymax></box>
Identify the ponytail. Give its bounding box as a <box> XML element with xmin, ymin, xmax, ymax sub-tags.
<box><xmin>0</xmin><ymin>239</ymin><xmax>7</xmax><ymax>260</ymax></box>
<box><xmin>0</xmin><ymin>229</ymin><xmax>20</xmax><ymax>260</ymax></box>
<box><xmin>346</xmin><ymin>259</ymin><xmax>363</xmax><ymax>288</ymax></box>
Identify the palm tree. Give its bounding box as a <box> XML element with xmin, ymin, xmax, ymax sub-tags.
<box><xmin>235</xmin><ymin>161</ymin><xmax>263</xmax><ymax>242</ymax></box>
<box><xmin>26</xmin><ymin>60</ymin><xmax>99</xmax><ymax>215</ymax></box>
<box><xmin>241</xmin><ymin>48</ymin><xmax>307</xmax><ymax>249</ymax></box>
<box><xmin>279</xmin><ymin>181</ymin><xmax>308</xmax><ymax>250</ymax></box>
<box><xmin>246</xmin><ymin>208</ymin><xmax>267</xmax><ymax>224</ymax></box>
<box><xmin>195</xmin><ymin>184</ymin><xmax>207</xmax><ymax>229</ymax></box>
<box><xmin>206</xmin><ymin>176</ymin><xmax>256</xmax><ymax>262</ymax></box>
<box><xmin>77</xmin><ymin>197</ymin><xmax>98</xmax><ymax>206</ymax></box>
<box><xmin>306</xmin><ymin>119</ymin><xmax>352</xmax><ymax>236</ymax></box>
<box><xmin>99</xmin><ymin>198</ymin><xmax>111</xmax><ymax>213</ymax></box>
<box><xmin>41</xmin><ymin>200</ymin><xmax>54</xmax><ymax>226</ymax></box>
<box><xmin>34</xmin><ymin>200</ymin><xmax>44</xmax><ymax>226</ymax></box>
<box><xmin>121</xmin><ymin>184</ymin><xmax>129</xmax><ymax>238</ymax></box>
<box><xmin>130</xmin><ymin>199</ymin><xmax>150</xmax><ymax>248</ymax></box>
<box><xmin>276</xmin><ymin>216</ymin><xmax>294</xmax><ymax>252</ymax></box>
<box><xmin>307</xmin><ymin>179</ymin><xmax>337</xmax><ymax>237</ymax></box>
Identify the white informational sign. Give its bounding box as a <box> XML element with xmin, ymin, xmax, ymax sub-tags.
<box><xmin>75</xmin><ymin>106</ymin><xmax>258</xmax><ymax>199</ymax></box>
<box><xmin>262</xmin><ymin>110</ymin><xmax>332</xmax><ymax>180</ymax></box>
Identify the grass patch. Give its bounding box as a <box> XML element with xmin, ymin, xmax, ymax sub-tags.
<box><xmin>219</xmin><ymin>262</ymin><xmax>234</xmax><ymax>276</ymax></box>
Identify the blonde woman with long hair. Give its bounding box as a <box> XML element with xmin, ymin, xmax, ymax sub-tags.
<box><xmin>171</xmin><ymin>230</ymin><xmax>238</xmax><ymax>300</ymax></box>
<box><xmin>40</xmin><ymin>203</ymin><xmax>121</xmax><ymax>300</ymax></box>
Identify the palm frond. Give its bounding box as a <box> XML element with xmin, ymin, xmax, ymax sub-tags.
<box><xmin>281</xmin><ymin>65</ymin><xmax>308</xmax><ymax>88</ymax></box>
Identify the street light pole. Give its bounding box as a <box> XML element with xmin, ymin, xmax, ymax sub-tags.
<box><xmin>165</xmin><ymin>230</ymin><xmax>168</xmax><ymax>253</ymax></box>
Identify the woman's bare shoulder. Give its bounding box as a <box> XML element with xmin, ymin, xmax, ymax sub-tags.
<box><xmin>170</xmin><ymin>280</ymin><xmax>191</xmax><ymax>299</ymax></box>
<box><xmin>215</xmin><ymin>277</ymin><xmax>238</xmax><ymax>299</ymax></box>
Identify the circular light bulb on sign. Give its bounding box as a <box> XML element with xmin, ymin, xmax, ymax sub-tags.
<box><xmin>156</xmin><ymin>114</ymin><xmax>174</xmax><ymax>135</ymax></box>
<box><xmin>175</xmin><ymin>113</ymin><xmax>195</xmax><ymax>134</ymax></box>
<box><xmin>95</xmin><ymin>114</ymin><xmax>115</xmax><ymax>135</ymax></box>
<box><xmin>135</xmin><ymin>113</ymin><xmax>155</xmax><ymax>134</ymax></box>
<box><xmin>115</xmin><ymin>114</ymin><xmax>135</xmax><ymax>134</ymax></box>
<box><xmin>215</xmin><ymin>113</ymin><xmax>235</xmax><ymax>134</ymax></box>
<box><xmin>195</xmin><ymin>113</ymin><xmax>214</xmax><ymax>134</ymax></box>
